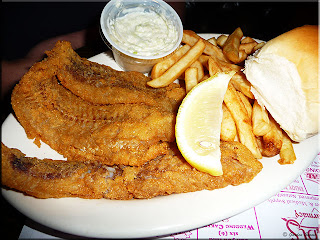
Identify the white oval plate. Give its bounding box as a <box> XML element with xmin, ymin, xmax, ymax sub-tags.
<box><xmin>2</xmin><ymin>34</ymin><xmax>319</xmax><ymax>239</ymax></box>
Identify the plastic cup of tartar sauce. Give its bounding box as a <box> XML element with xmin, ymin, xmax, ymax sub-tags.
<box><xmin>100</xmin><ymin>0</ymin><xmax>183</xmax><ymax>73</ymax></box>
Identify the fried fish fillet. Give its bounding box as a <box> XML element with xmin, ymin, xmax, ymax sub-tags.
<box><xmin>11</xmin><ymin>41</ymin><xmax>185</xmax><ymax>166</ymax></box>
<box><xmin>48</xmin><ymin>41</ymin><xmax>185</xmax><ymax>112</ymax></box>
<box><xmin>2</xmin><ymin>142</ymin><xmax>262</xmax><ymax>200</ymax></box>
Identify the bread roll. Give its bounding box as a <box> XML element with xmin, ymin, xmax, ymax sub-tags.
<box><xmin>244</xmin><ymin>25</ymin><xmax>318</xmax><ymax>142</ymax></box>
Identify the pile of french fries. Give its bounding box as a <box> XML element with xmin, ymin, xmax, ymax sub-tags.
<box><xmin>147</xmin><ymin>27</ymin><xmax>297</xmax><ymax>164</ymax></box>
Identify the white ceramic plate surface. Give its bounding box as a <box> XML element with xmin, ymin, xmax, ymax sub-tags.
<box><xmin>2</xmin><ymin>34</ymin><xmax>319</xmax><ymax>239</ymax></box>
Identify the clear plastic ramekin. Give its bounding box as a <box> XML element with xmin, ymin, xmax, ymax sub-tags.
<box><xmin>100</xmin><ymin>0</ymin><xmax>183</xmax><ymax>73</ymax></box>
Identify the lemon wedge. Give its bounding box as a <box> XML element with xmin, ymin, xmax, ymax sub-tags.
<box><xmin>175</xmin><ymin>72</ymin><xmax>235</xmax><ymax>176</ymax></box>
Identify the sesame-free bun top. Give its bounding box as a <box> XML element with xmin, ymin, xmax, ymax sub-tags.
<box><xmin>244</xmin><ymin>25</ymin><xmax>319</xmax><ymax>142</ymax></box>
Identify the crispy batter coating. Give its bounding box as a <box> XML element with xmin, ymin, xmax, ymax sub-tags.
<box><xmin>2</xmin><ymin>142</ymin><xmax>262</xmax><ymax>200</ymax></box>
<box><xmin>11</xmin><ymin>41</ymin><xmax>185</xmax><ymax>166</ymax></box>
<box><xmin>47</xmin><ymin>41</ymin><xmax>185</xmax><ymax>111</ymax></box>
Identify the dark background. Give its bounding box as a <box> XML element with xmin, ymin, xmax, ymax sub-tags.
<box><xmin>2</xmin><ymin>1</ymin><xmax>319</xmax><ymax>61</ymax></box>
<box><xmin>1</xmin><ymin>1</ymin><xmax>318</xmax><ymax>239</ymax></box>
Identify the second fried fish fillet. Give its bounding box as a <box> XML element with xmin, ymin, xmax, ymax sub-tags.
<box><xmin>2</xmin><ymin>141</ymin><xmax>263</xmax><ymax>200</ymax></box>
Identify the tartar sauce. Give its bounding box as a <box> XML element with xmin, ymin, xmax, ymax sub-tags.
<box><xmin>109</xmin><ymin>7</ymin><xmax>178</xmax><ymax>57</ymax></box>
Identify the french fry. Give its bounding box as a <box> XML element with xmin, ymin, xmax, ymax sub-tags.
<box><xmin>207</xmin><ymin>37</ymin><xmax>217</xmax><ymax>46</ymax></box>
<box><xmin>241</xmin><ymin>36</ymin><xmax>256</xmax><ymax>44</ymax></box>
<box><xmin>261</xmin><ymin>116</ymin><xmax>283</xmax><ymax>157</ymax></box>
<box><xmin>190</xmin><ymin>60</ymin><xmax>204</xmax><ymax>81</ymax></box>
<box><xmin>230</xmin><ymin>72</ymin><xmax>254</xmax><ymax>99</ymax></box>
<box><xmin>252</xmin><ymin>100</ymin><xmax>271</xmax><ymax>136</ymax></box>
<box><xmin>180</xmin><ymin>61</ymin><xmax>203</xmax><ymax>81</ymax></box>
<box><xmin>182</xmin><ymin>30</ymin><xmax>228</xmax><ymax>62</ymax></box>
<box><xmin>237</xmin><ymin>91</ymin><xmax>253</xmax><ymax>119</ymax></box>
<box><xmin>238</xmin><ymin>50</ymin><xmax>248</xmax><ymax>63</ymax></box>
<box><xmin>151</xmin><ymin>44</ymin><xmax>191</xmax><ymax>79</ymax></box>
<box><xmin>255</xmin><ymin>135</ymin><xmax>264</xmax><ymax>154</ymax></box>
<box><xmin>207</xmin><ymin>54</ymin><xmax>242</xmax><ymax>74</ymax></box>
<box><xmin>217</xmin><ymin>34</ymin><xmax>228</xmax><ymax>47</ymax></box>
<box><xmin>253</xmin><ymin>42</ymin><xmax>266</xmax><ymax>52</ymax></box>
<box><xmin>239</xmin><ymin>42</ymin><xmax>258</xmax><ymax>55</ymax></box>
<box><xmin>278</xmin><ymin>132</ymin><xmax>296</xmax><ymax>164</ymax></box>
<box><xmin>221</xmin><ymin>103</ymin><xmax>237</xmax><ymax>141</ymax></box>
<box><xmin>198</xmin><ymin>55</ymin><xmax>210</xmax><ymax>69</ymax></box>
<box><xmin>224</xmin><ymin>83</ymin><xmax>262</xmax><ymax>159</ymax></box>
<box><xmin>182</xmin><ymin>30</ymin><xmax>199</xmax><ymax>45</ymax></box>
<box><xmin>147</xmin><ymin>39</ymin><xmax>205</xmax><ymax>88</ymax></box>
<box><xmin>185</xmin><ymin>67</ymin><xmax>198</xmax><ymax>93</ymax></box>
<box><xmin>208</xmin><ymin>56</ymin><xmax>223</xmax><ymax>76</ymax></box>
<box><xmin>223</xmin><ymin>27</ymin><xmax>246</xmax><ymax>63</ymax></box>
<box><xmin>218</xmin><ymin>60</ymin><xmax>242</xmax><ymax>72</ymax></box>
